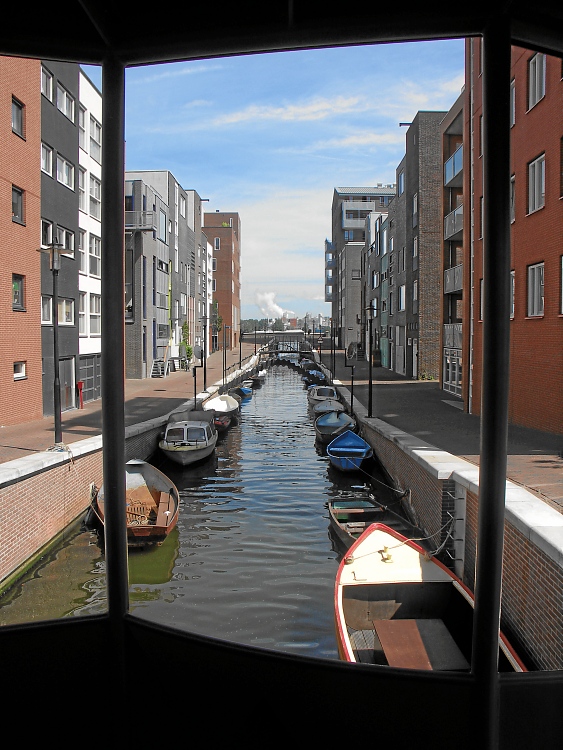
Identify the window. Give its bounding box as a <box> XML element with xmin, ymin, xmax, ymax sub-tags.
<box><xmin>212</xmin><ymin>258</ymin><xmax>217</xmax><ymax>271</ymax></box>
<box><xmin>180</xmin><ymin>195</ymin><xmax>186</xmax><ymax>217</ymax></box>
<box><xmin>351</xmin><ymin>269</ymin><xmax>361</xmax><ymax>280</ymax></box>
<box><xmin>398</xmin><ymin>285</ymin><xmax>406</xmax><ymax>311</ymax></box>
<box><xmin>41</xmin><ymin>66</ymin><xmax>53</xmax><ymax>100</ymax></box>
<box><xmin>41</xmin><ymin>220</ymin><xmax>52</xmax><ymax>248</ymax></box>
<box><xmin>90</xmin><ymin>116</ymin><xmax>102</xmax><ymax>162</ymax></box>
<box><xmin>398</xmin><ymin>171</ymin><xmax>404</xmax><ymax>195</ymax></box>
<box><xmin>413</xmin><ymin>236</ymin><xmax>418</xmax><ymax>257</ymax></box>
<box><xmin>56</xmin><ymin>83</ymin><xmax>74</xmax><ymax>121</ymax></box>
<box><xmin>41</xmin><ymin>296</ymin><xmax>52</xmax><ymax>324</ymax></box>
<box><xmin>371</xmin><ymin>298</ymin><xmax>378</xmax><ymax>318</ymax></box>
<box><xmin>527</xmin><ymin>262</ymin><xmax>544</xmax><ymax>316</ymax></box>
<box><xmin>12</xmin><ymin>186</ymin><xmax>24</xmax><ymax>223</ymax></box>
<box><xmin>412</xmin><ymin>193</ymin><xmax>418</xmax><ymax>215</ymax></box>
<box><xmin>78</xmin><ymin>230</ymin><xmax>87</xmax><ymax>273</ymax></box>
<box><xmin>78</xmin><ymin>168</ymin><xmax>86</xmax><ymax>211</ymax></box>
<box><xmin>56</xmin><ymin>155</ymin><xmax>74</xmax><ymax>189</ymax></box>
<box><xmin>13</xmin><ymin>362</ymin><xmax>26</xmax><ymax>380</ymax></box>
<box><xmin>510</xmin><ymin>175</ymin><xmax>515</xmax><ymax>222</ymax></box>
<box><xmin>56</xmin><ymin>226</ymin><xmax>75</xmax><ymax>257</ymax></box>
<box><xmin>89</xmin><ymin>175</ymin><xmax>101</xmax><ymax>219</ymax></box>
<box><xmin>528</xmin><ymin>154</ymin><xmax>545</xmax><ymax>213</ymax></box>
<box><xmin>12</xmin><ymin>97</ymin><xmax>24</xmax><ymax>137</ymax></box>
<box><xmin>79</xmin><ymin>292</ymin><xmax>87</xmax><ymax>335</ymax></box>
<box><xmin>214</xmin><ymin>237</ymin><xmax>220</xmax><ymax>251</ymax></box>
<box><xmin>58</xmin><ymin>298</ymin><xmax>75</xmax><ymax>325</ymax></box>
<box><xmin>528</xmin><ymin>52</ymin><xmax>546</xmax><ymax>109</ymax></box>
<box><xmin>89</xmin><ymin>235</ymin><xmax>101</xmax><ymax>276</ymax></box>
<box><xmin>510</xmin><ymin>79</ymin><xmax>516</xmax><ymax>126</ymax></box>
<box><xmin>12</xmin><ymin>274</ymin><xmax>25</xmax><ymax>310</ymax></box>
<box><xmin>78</xmin><ymin>105</ymin><xmax>86</xmax><ymax>150</ymax></box>
<box><xmin>158</xmin><ymin>210</ymin><xmax>166</xmax><ymax>242</ymax></box>
<box><xmin>398</xmin><ymin>247</ymin><xmax>405</xmax><ymax>273</ymax></box>
<box><xmin>510</xmin><ymin>271</ymin><xmax>515</xmax><ymax>319</ymax></box>
<box><xmin>41</xmin><ymin>143</ymin><xmax>53</xmax><ymax>175</ymax></box>
<box><xmin>389</xmin><ymin>291</ymin><xmax>394</xmax><ymax>315</ymax></box>
<box><xmin>480</xmin><ymin>195</ymin><xmax>484</xmax><ymax>238</ymax></box>
<box><xmin>371</xmin><ymin>271</ymin><xmax>379</xmax><ymax>289</ymax></box>
<box><xmin>413</xmin><ymin>279</ymin><xmax>418</xmax><ymax>301</ymax></box>
<box><xmin>90</xmin><ymin>294</ymin><xmax>101</xmax><ymax>334</ymax></box>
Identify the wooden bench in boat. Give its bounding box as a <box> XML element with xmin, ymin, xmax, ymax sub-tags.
<box><xmin>373</xmin><ymin>619</ymin><xmax>470</xmax><ymax>671</ymax></box>
<box><xmin>126</xmin><ymin>485</ymin><xmax>158</xmax><ymax>525</ymax></box>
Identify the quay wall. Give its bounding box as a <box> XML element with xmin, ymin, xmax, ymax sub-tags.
<box><xmin>338</xmin><ymin>383</ymin><xmax>563</xmax><ymax>671</ymax></box>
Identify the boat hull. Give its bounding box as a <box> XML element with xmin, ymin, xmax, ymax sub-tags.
<box><xmin>159</xmin><ymin>438</ymin><xmax>217</xmax><ymax>466</ymax></box>
<box><xmin>326</xmin><ymin>430</ymin><xmax>373</xmax><ymax>472</ymax></box>
<box><xmin>314</xmin><ymin>412</ymin><xmax>356</xmax><ymax>444</ymax></box>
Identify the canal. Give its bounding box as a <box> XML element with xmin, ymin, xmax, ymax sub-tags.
<box><xmin>0</xmin><ymin>361</ymin><xmax>404</xmax><ymax>660</ymax></box>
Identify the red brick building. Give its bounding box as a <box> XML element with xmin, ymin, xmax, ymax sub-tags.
<box><xmin>203</xmin><ymin>211</ymin><xmax>241</xmax><ymax>351</ymax></box>
<box><xmin>464</xmin><ymin>39</ymin><xmax>563</xmax><ymax>434</ymax></box>
<box><xmin>0</xmin><ymin>57</ymin><xmax>43</xmax><ymax>425</ymax></box>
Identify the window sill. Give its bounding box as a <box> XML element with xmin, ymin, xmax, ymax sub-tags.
<box><xmin>12</xmin><ymin>307</ymin><xmax>26</xmax><ymax>312</ymax></box>
<box><xmin>524</xmin><ymin>315</ymin><xmax>544</xmax><ymax>320</ymax></box>
<box><xmin>12</xmin><ymin>217</ymin><xmax>25</xmax><ymax>226</ymax></box>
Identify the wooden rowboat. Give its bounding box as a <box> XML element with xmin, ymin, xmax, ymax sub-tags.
<box><xmin>88</xmin><ymin>459</ymin><xmax>180</xmax><ymax>548</ymax></box>
<box><xmin>334</xmin><ymin>523</ymin><xmax>527</xmax><ymax>672</ymax></box>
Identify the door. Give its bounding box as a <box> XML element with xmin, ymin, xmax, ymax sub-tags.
<box><xmin>60</xmin><ymin>357</ymin><xmax>75</xmax><ymax>411</ymax></box>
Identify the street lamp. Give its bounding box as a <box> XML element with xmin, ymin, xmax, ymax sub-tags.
<box><xmin>367</xmin><ymin>308</ymin><xmax>374</xmax><ymax>418</ymax></box>
<box><xmin>38</xmin><ymin>241</ymin><xmax>64</xmax><ymax>445</ymax></box>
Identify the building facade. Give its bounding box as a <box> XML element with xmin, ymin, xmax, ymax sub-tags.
<box><xmin>77</xmin><ymin>68</ymin><xmax>102</xmax><ymax>403</ymax></box>
<box><xmin>330</xmin><ymin>186</ymin><xmax>394</xmax><ymax>352</ymax></box>
<box><xmin>0</xmin><ymin>56</ymin><xmax>43</xmax><ymax>425</ymax></box>
<box><xmin>464</xmin><ymin>39</ymin><xmax>563</xmax><ymax>433</ymax></box>
<box><xmin>40</xmin><ymin>60</ymin><xmax>80</xmax><ymax>417</ymax></box>
<box><xmin>203</xmin><ymin>211</ymin><xmax>241</xmax><ymax>352</ymax></box>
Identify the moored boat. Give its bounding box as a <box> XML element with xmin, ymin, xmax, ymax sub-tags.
<box><xmin>314</xmin><ymin>410</ymin><xmax>356</xmax><ymax>444</ymax></box>
<box><xmin>312</xmin><ymin>398</ymin><xmax>345</xmax><ymax>415</ymax></box>
<box><xmin>326</xmin><ymin>430</ymin><xmax>373</xmax><ymax>472</ymax></box>
<box><xmin>88</xmin><ymin>459</ymin><xmax>180</xmax><ymax>548</ymax></box>
<box><xmin>334</xmin><ymin>522</ymin><xmax>527</xmax><ymax>672</ymax></box>
<box><xmin>159</xmin><ymin>409</ymin><xmax>218</xmax><ymax>466</ymax></box>
<box><xmin>203</xmin><ymin>393</ymin><xmax>240</xmax><ymax>424</ymax></box>
<box><xmin>307</xmin><ymin>384</ymin><xmax>339</xmax><ymax>404</ymax></box>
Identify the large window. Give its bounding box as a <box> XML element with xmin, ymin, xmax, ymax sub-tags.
<box><xmin>56</xmin><ymin>83</ymin><xmax>74</xmax><ymax>121</ymax></box>
<box><xmin>528</xmin><ymin>154</ymin><xmax>545</xmax><ymax>213</ymax></box>
<box><xmin>58</xmin><ymin>298</ymin><xmax>75</xmax><ymax>325</ymax></box>
<box><xmin>56</xmin><ymin>226</ymin><xmax>75</xmax><ymax>257</ymax></box>
<box><xmin>89</xmin><ymin>235</ymin><xmax>101</xmax><ymax>276</ymax></box>
<box><xmin>528</xmin><ymin>52</ymin><xmax>546</xmax><ymax>109</ymax></box>
<box><xmin>527</xmin><ymin>262</ymin><xmax>544</xmax><ymax>316</ymax></box>
<box><xmin>41</xmin><ymin>219</ymin><xmax>53</xmax><ymax>248</ymax></box>
<box><xmin>56</xmin><ymin>155</ymin><xmax>75</xmax><ymax>190</ymax></box>
<box><xmin>90</xmin><ymin>116</ymin><xmax>102</xmax><ymax>162</ymax></box>
<box><xmin>90</xmin><ymin>294</ymin><xmax>101</xmax><ymax>334</ymax></box>
<box><xmin>78</xmin><ymin>105</ymin><xmax>86</xmax><ymax>150</ymax></box>
<box><xmin>398</xmin><ymin>284</ymin><xmax>406</xmax><ymax>312</ymax></box>
<box><xmin>12</xmin><ymin>97</ymin><xmax>24</xmax><ymax>137</ymax></box>
<box><xmin>12</xmin><ymin>274</ymin><xmax>25</xmax><ymax>310</ymax></box>
<box><xmin>12</xmin><ymin>186</ymin><xmax>24</xmax><ymax>223</ymax></box>
<box><xmin>41</xmin><ymin>143</ymin><xmax>53</xmax><ymax>175</ymax></box>
<box><xmin>41</xmin><ymin>66</ymin><xmax>53</xmax><ymax>100</ymax></box>
<box><xmin>89</xmin><ymin>175</ymin><xmax>101</xmax><ymax>219</ymax></box>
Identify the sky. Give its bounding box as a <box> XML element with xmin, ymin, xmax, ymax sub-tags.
<box><xmin>83</xmin><ymin>39</ymin><xmax>465</xmax><ymax>321</ymax></box>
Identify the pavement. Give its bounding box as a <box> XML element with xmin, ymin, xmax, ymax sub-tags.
<box><xmin>1</xmin><ymin>340</ymin><xmax>562</xmax><ymax>511</ymax></box>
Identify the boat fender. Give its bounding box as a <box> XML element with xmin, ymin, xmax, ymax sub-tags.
<box><xmin>380</xmin><ymin>547</ymin><xmax>393</xmax><ymax>563</ymax></box>
<box><xmin>344</xmin><ymin>555</ymin><xmax>354</xmax><ymax>565</ymax></box>
<box><xmin>89</xmin><ymin>482</ymin><xmax>97</xmax><ymax>500</ymax></box>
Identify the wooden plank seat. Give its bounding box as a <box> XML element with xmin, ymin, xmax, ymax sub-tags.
<box><xmin>373</xmin><ymin>619</ymin><xmax>470</xmax><ymax>671</ymax></box>
<box><xmin>126</xmin><ymin>485</ymin><xmax>158</xmax><ymax>525</ymax></box>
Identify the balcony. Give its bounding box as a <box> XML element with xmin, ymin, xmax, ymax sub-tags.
<box><xmin>444</xmin><ymin>263</ymin><xmax>463</xmax><ymax>293</ymax></box>
<box><xmin>443</xmin><ymin>323</ymin><xmax>462</xmax><ymax>348</ymax></box>
<box><xmin>325</xmin><ymin>288</ymin><xmax>333</xmax><ymax>302</ymax></box>
<box><xmin>125</xmin><ymin>210</ymin><xmax>156</xmax><ymax>231</ymax></box>
<box><xmin>444</xmin><ymin>204</ymin><xmax>463</xmax><ymax>241</ymax></box>
<box><xmin>325</xmin><ymin>257</ymin><xmax>335</xmax><ymax>269</ymax></box>
<box><xmin>444</xmin><ymin>144</ymin><xmax>463</xmax><ymax>187</ymax></box>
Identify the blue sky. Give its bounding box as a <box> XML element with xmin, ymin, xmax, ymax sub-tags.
<box><xmin>83</xmin><ymin>38</ymin><xmax>465</xmax><ymax>321</ymax></box>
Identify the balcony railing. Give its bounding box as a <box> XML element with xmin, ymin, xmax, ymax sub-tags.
<box><xmin>443</xmin><ymin>323</ymin><xmax>462</xmax><ymax>348</ymax></box>
<box><xmin>444</xmin><ymin>144</ymin><xmax>463</xmax><ymax>186</ymax></box>
<box><xmin>444</xmin><ymin>204</ymin><xmax>463</xmax><ymax>241</ymax></box>
<box><xmin>444</xmin><ymin>263</ymin><xmax>463</xmax><ymax>293</ymax></box>
<box><xmin>125</xmin><ymin>210</ymin><xmax>156</xmax><ymax>231</ymax></box>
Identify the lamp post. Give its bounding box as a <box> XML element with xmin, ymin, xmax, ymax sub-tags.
<box><xmin>254</xmin><ymin>326</ymin><xmax>257</xmax><ymax>355</ymax></box>
<box><xmin>368</xmin><ymin>311</ymin><xmax>373</xmax><ymax>418</ymax></box>
<box><xmin>38</xmin><ymin>241</ymin><xmax>64</xmax><ymax>445</ymax></box>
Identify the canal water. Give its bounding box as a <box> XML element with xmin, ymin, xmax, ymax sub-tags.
<box><xmin>0</xmin><ymin>361</ymin><xmax>403</xmax><ymax>661</ymax></box>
